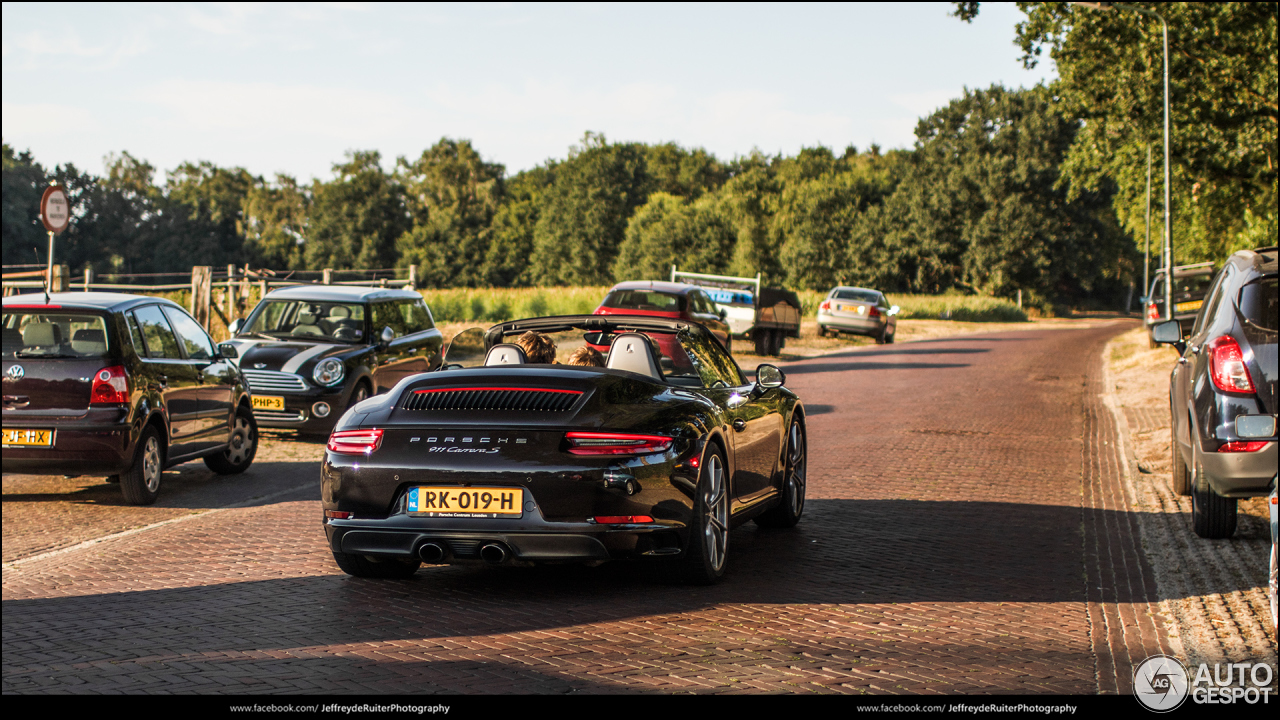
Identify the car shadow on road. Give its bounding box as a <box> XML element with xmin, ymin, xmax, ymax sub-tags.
<box><xmin>5</xmin><ymin>499</ymin><xmax>1268</xmax><ymax>659</ymax></box>
<box><xmin>782</xmin><ymin>361</ymin><xmax>972</xmax><ymax>375</ymax></box>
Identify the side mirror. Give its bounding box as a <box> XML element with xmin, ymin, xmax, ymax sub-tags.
<box><xmin>216</xmin><ymin>342</ymin><xmax>238</xmax><ymax>359</ymax></box>
<box><xmin>1151</xmin><ymin>320</ymin><xmax>1182</xmax><ymax>344</ymax></box>
<box><xmin>755</xmin><ymin>363</ymin><xmax>785</xmax><ymax>389</ymax></box>
<box><xmin>380</xmin><ymin>326</ymin><xmax>396</xmax><ymax>346</ymax></box>
<box><xmin>228</xmin><ymin>318</ymin><xmax>243</xmax><ymax>335</ymax></box>
<box><xmin>888</xmin><ymin>305</ymin><xmax>900</xmax><ymax>316</ymax></box>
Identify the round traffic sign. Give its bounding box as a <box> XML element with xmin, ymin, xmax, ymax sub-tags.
<box><xmin>40</xmin><ymin>185</ymin><xmax>71</xmax><ymax>233</ymax></box>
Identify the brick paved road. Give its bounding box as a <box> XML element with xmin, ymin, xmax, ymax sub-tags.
<box><xmin>3</xmin><ymin>321</ymin><xmax>1168</xmax><ymax>694</ymax></box>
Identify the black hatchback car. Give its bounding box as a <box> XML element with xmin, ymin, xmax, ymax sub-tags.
<box><xmin>225</xmin><ymin>285</ymin><xmax>443</xmax><ymax>433</ymax></box>
<box><xmin>1154</xmin><ymin>246</ymin><xmax>1277</xmax><ymax>538</ymax></box>
<box><xmin>1145</xmin><ymin>262</ymin><xmax>1216</xmax><ymax>346</ymax></box>
<box><xmin>2</xmin><ymin>292</ymin><xmax>256</xmax><ymax>505</ymax></box>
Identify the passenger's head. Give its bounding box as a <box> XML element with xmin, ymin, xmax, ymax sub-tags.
<box><xmin>565</xmin><ymin>346</ymin><xmax>604</xmax><ymax>367</ymax></box>
<box><xmin>514</xmin><ymin>331</ymin><xmax>557</xmax><ymax>363</ymax></box>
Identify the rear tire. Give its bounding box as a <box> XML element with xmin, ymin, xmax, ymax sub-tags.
<box><xmin>120</xmin><ymin>426</ymin><xmax>164</xmax><ymax>506</ymax></box>
<box><xmin>885</xmin><ymin>327</ymin><xmax>895</xmax><ymax>344</ymax></box>
<box><xmin>674</xmin><ymin>448</ymin><xmax>730</xmax><ymax>585</ymax></box>
<box><xmin>332</xmin><ymin>551</ymin><xmax>421</xmax><ymax>579</ymax></box>
<box><xmin>755</xmin><ymin>418</ymin><xmax>807</xmax><ymax>529</ymax></box>
<box><xmin>874</xmin><ymin>326</ymin><xmax>887</xmax><ymax>344</ymax></box>
<box><xmin>204</xmin><ymin>406</ymin><xmax>258</xmax><ymax>475</ymax></box>
<box><xmin>1191</xmin><ymin>457</ymin><xmax>1237</xmax><ymax>538</ymax></box>
<box><xmin>1171</xmin><ymin>431</ymin><xmax>1191</xmax><ymax>496</ymax></box>
<box><xmin>754</xmin><ymin>331</ymin><xmax>769</xmax><ymax>356</ymax></box>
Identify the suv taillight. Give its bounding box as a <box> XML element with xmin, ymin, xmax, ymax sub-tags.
<box><xmin>1207</xmin><ymin>336</ymin><xmax>1255</xmax><ymax>394</ymax></box>
<box><xmin>90</xmin><ymin>366</ymin><xmax>129</xmax><ymax>404</ymax></box>
<box><xmin>1146</xmin><ymin>302</ymin><xmax>1160</xmax><ymax>322</ymax></box>
<box><xmin>327</xmin><ymin>429</ymin><xmax>384</xmax><ymax>455</ymax></box>
<box><xmin>564</xmin><ymin>432</ymin><xmax>673</xmax><ymax>456</ymax></box>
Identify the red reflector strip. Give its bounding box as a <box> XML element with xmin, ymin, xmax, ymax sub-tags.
<box><xmin>325</xmin><ymin>510</ymin><xmax>354</xmax><ymax>519</ymax></box>
<box><xmin>565</xmin><ymin>432</ymin><xmax>673</xmax><ymax>455</ymax></box>
<box><xmin>1218</xmin><ymin>441</ymin><xmax>1268</xmax><ymax>453</ymax></box>
<box><xmin>327</xmin><ymin>428</ymin><xmax>384</xmax><ymax>454</ymax></box>
<box><xmin>413</xmin><ymin>387</ymin><xmax>583</xmax><ymax>395</ymax></box>
<box><xmin>4</xmin><ymin>304</ymin><xmax>63</xmax><ymax>309</ymax></box>
<box><xmin>593</xmin><ymin>516</ymin><xmax>654</xmax><ymax>524</ymax></box>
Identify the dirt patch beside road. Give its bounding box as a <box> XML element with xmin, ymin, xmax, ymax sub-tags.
<box><xmin>1103</xmin><ymin>327</ymin><xmax>1276</xmax><ymax>672</ymax></box>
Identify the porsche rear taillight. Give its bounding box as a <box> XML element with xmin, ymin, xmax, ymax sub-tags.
<box><xmin>90</xmin><ymin>365</ymin><xmax>129</xmax><ymax>404</ymax></box>
<box><xmin>564</xmin><ymin>432</ymin><xmax>673</xmax><ymax>456</ymax></box>
<box><xmin>1146</xmin><ymin>302</ymin><xmax>1160</xmax><ymax>322</ymax></box>
<box><xmin>1207</xmin><ymin>336</ymin><xmax>1255</xmax><ymax>394</ymax></box>
<box><xmin>327</xmin><ymin>428</ymin><xmax>384</xmax><ymax>455</ymax></box>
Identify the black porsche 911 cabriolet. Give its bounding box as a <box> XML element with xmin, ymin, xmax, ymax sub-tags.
<box><xmin>321</xmin><ymin>314</ymin><xmax>807</xmax><ymax>584</ymax></box>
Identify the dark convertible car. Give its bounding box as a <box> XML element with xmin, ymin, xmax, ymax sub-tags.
<box><xmin>225</xmin><ymin>285</ymin><xmax>443</xmax><ymax>433</ymax></box>
<box><xmin>321</xmin><ymin>315</ymin><xmax>807</xmax><ymax>584</ymax></box>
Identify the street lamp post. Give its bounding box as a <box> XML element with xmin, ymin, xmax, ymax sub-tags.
<box><xmin>1072</xmin><ymin>2</ymin><xmax>1173</xmax><ymax>321</ymax></box>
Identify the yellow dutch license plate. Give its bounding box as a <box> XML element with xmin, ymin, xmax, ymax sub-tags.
<box><xmin>1175</xmin><ymin>300</ymin><xmax>1203</xmax><ymax>313</ymax></box>
<box><xmin>408</xmin><ymin>486</ymin><xmax>524</xmax><ymax>517</ymax></box>
<box><xmin>251</xmin><ymin>396</ymin><xmax>285</xmax><ymax>411</ymax></box>
<box><xmin>2</xmin><ymin>428</ymin><xmax>54</xmax><ymax>447</ymax></box>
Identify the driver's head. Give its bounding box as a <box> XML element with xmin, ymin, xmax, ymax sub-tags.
<box><xmin>566</xmin><ymin>346</ymin><xmax>604</xmax><ymax>367</ymax></box>
<box><xmin>514</xmin><ymin>331</ymin><xmax>557</xmax><ymax>363</ymax></box>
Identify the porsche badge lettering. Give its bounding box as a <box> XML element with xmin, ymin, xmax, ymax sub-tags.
<box><xmin>409</xmin><ymin>435</ymin><xmax>530</xmax><ymax>454</ymax></box>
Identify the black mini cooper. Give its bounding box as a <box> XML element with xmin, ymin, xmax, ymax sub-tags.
<box><xmin>225</xmin><ymin>285</ymin><xmax>443</xmax><ymax>433</ymax></box>
<box><xmin>3</xmin><ymin>292</ymin><xmax>256</xmax><ymax>505</ymax></box>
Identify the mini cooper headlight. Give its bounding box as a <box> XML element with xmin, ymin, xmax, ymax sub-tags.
<box><xmin>312</xmin><ymin>358</ymin><xmax>345</xmax><ymax>387</ymax></box>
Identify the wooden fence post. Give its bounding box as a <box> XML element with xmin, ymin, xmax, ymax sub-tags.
<box><xmin>241</xmin><ymin>264</ymin><xmax>253</xmax><ymax>302</ymax></box>
<box><xmin>226</xmin><ymin>264</ymin><xmax>237</xmax><ymax>320</ymax></box>
<box><xmin>52</xmin><ymin>264</ymin><xmax>70</xmax><ymax>292</ymax></box>
<box><xmin>323</xmin><ymin>268</ymin><xmax>333</xmax><ymax>285</ymax></box>
<box><xmin>259</xmin><ymin>279</ymin><xmax>267</xmax><ymax>301</ymax></box>
<box><xmin>191</xmin><ymin>266</ymin><xmax>212</xmax><ymax>329</ymax></box>
<box><xmin>407</xmin><ymin>264</ymin><xmax>418</xmax><ymax>289</ymax></box>
<box><xmin>83</xmin><ymin>267</ymin><xmax>94</xmax><ymax>292</ymax></box>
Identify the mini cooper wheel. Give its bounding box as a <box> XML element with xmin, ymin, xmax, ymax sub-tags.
<box><xmin>755</xmin><ymin>418</ymin><xmax>807</xmax><ymax>528</ymax></box>
<box><xmin>1191</xmin><ymin>457</ymin><xmax>1237</xmax><ymax>539</ymax></box>
<box><xmin>120</xmin><ymin>426</ymin><xmax>164</xmax><ymax>506</ymax></box>
<box><xmin>676</xmin><ymin>448</ymin><xmax>730</xmax><ymax>584</ymax></box>
<box><xmin>347</xmin><ymin>381</ymin><xmax>370</xmax><ymax>412</ymax></box>
<box><xmin>204</xmin><ymin>406</ymin><xmax>258</xmax><ymax>475</ymax></box>
<box><xmin>331</xmin><ymin>551</ymin><xmax>422</xmax><ymax>579</ymax></box>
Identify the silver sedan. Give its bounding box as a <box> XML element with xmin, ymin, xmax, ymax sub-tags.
<box><xmin>816</xmin><ymin>287</ymin><xmax>899</xmax><ymax>344</ymax></box>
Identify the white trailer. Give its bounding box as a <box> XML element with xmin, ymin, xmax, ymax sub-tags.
<box><xmin>671</xmin><ymin>267</ymin><xmax>802</xmax><ymax>356</ymax></box>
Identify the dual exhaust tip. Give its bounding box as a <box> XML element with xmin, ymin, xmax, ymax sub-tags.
<box><xmin>417</xmin><ymin>542</ymin><xmax>508</xmax><ymax>565</ymax></box>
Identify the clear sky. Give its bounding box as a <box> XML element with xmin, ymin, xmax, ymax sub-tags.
<box><xmin>2</xmin><ymin>2</ymin><xmax>1055</xmax><ymax>182</ymax></box>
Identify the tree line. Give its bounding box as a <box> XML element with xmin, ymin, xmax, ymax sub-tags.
<box><xmin>4</xmin><ymin>4</ymin><xmax>1274</xmax><ymax>311</ymax></box>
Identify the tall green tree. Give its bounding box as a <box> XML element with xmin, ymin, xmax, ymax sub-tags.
<box><xmin>395</xmin><ymin>138</ymin><xmax>505</xmax><ymax>288</ymax></box>
<box><xmin>529</xmin><ymin>133</ymin><xmax>653</xmax><ymax>285</ymax></box>
<box><xmin>2</xmin><ymin>143</ymin><xmax>49</xmax><ymax>266</ymax></box>
<box><xmin>483</xmin><ymin>164</ymin><xmax>555</xmax><ymax>286</ymax></box>
<box><xmin>305</xmin><ymin>151</ymin><xmax>408</xmax><ymax>271</ymax></box>
<box><xmin>612</xmin><ymin>192</ymin><xmax>736</xmax><ymax>280</ymax></box>
<box><xmin>242</xmin><ymin>174</ymin><xmax>310</xmax><ymax>269</ymax></box>
<box><xmin>955</xmin><ymin>2</ymin><xmax>1278</xmax><ymax>264</ymax></box>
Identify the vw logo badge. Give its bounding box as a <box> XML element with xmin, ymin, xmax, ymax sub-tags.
<box><xmin>6</xmin><ymin>365</ymin><xmax>23</xmax><ymax>380</ymax></box>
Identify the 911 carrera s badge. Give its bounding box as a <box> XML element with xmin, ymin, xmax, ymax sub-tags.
<box><xmin>410</xmin><ymin>435</ymin><xmax>528</xmax><ymax>453</ymax></box>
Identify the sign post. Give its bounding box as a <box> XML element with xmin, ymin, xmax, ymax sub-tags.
<box><xmin>39</xmin><ymin>184</ymin><xmax>71</xmax><ymax>294</ymax></box>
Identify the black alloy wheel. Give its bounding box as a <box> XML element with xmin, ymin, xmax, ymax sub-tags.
<box><xmin>347</xmin><ymin>381</ymin><xmax>370</xmax><ymax>412</ymax></box>
<box><xmin>755</xmin><ymin>418</ymin><xmax>807</xmax><ymax>528</ymax></box>
<box><xmin>675</xmin><ymin>447</ymin><xmax>730</xmax><ymax>584</ymax></box>
<box><xmin>120</xmin><ymin>425</ymin><xmax>164</xmax><ymax>506</ymax></box>
<box><xmin>332</xmin><ymin>551</ymin><xmax>422</xmax><ymax>579</ymax></box>
<box><xmin>1191</xmin><ymin>457</ymin><xmax>1237</xmax><ymax>539</ymax></box>
<box><xmin>204</xmin><ymin>406</ymin><xmax>258</xmax><ymax>475</ymax></box>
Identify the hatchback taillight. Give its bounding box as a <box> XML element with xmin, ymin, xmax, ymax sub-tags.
<box><xmin>1146</xmin><ymin>302</ymin><xmax>1160</xmax><ymax>322</ymax></box>
<box><xmin>90</xmin><ymin>365</ymin><xmax>129</xmax><ymax>404</ymax></box>
<box><xmin>564</xmin><ymin>432</ymin><xmax>673</xmax><ymax>456</ymax></box>
<box><xmin>327</xmin><ymin>428</ymin><xmax>384</xmax><ymax>455</ymax></box>
<box><xmin>1207</xmin><ymin>336</ymin><xmax>1255</xmax><ymax>394</ymax></box>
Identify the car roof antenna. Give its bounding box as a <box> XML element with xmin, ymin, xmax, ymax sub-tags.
<box><xmin>33</xmin><ymin>246</ymin><xmax>51</xmax><ymax>305</ymax></box>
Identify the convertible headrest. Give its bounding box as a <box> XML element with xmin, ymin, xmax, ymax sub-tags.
<box><xmin>485</xmin><ymin>343</ymin><xmax>528</xmax><ymax>366</ymax></box>
<box><xmin>606</xmin><ymin>333</ymin><xmax>661</xmax><ymax>379</ymax></box>
<box><xmin>22</xmin><ymin>323</ymin><xmax>62</xmax><ymax>347</ymax></box>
